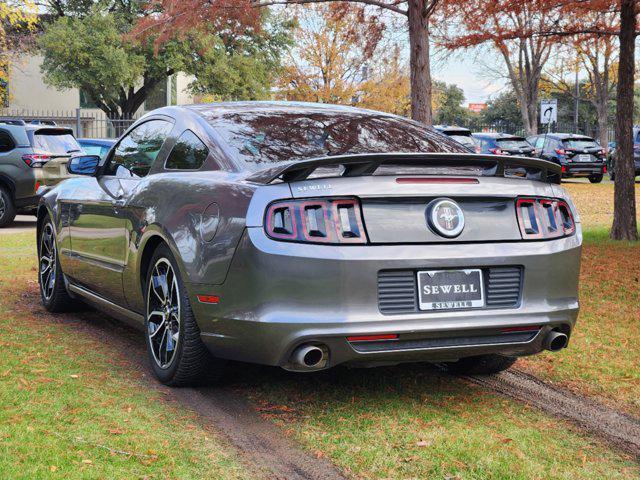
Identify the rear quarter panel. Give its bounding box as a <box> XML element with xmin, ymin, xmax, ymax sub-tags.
<box><xmin>121</xmin><ymin>172</ymin><xmax>256</xmax><ymax>313</ymax></box>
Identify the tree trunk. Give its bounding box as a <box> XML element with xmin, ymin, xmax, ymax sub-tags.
<box><xmin>407</xmin><ymin>0</ymin><xmax>433</xmax><ymax>125</ymax></box>
<box><xmin>596</xmin><ymin>100</ymin><xmax>608</xmax><ymax>151</ymax></box>
<box><xmin>611</xmin><ymin>0</ymin><xmax>638</xmax><ymax>241</ymax></box>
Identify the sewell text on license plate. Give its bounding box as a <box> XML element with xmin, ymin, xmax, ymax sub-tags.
<box><xmin>417</xmin><ymin>269</ymin><xmax>484</xmax><ymax>311</ymax></box>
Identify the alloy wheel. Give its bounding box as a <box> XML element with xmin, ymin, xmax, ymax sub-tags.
<box><xmin>147</xmin><ymin>258</ymin><xmax>181</xmax><ymax>369</ymax></box>
<box><xmin>39</xmin><ymin>223</ymin><xmax>57</xmax><ymax>300</ymax></box>
<box><xmin>0</xmin><ymin>194</ymin><xmax>5</xmax><ymax>219</ymax></box>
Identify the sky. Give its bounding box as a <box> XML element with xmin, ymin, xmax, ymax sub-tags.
<box><xmin>435</xmin><ymin>54</ymin><xmax>507</xmax><ymax>104</ymax></box>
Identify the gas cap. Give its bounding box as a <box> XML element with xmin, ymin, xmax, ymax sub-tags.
<box><xmin>200</xmin><ymin>202</ymin><xmax>220</xmax><ymax>242</ymax></box>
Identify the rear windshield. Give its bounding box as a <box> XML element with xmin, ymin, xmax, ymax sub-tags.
<box><xmin>496</xmin><ymin>138</ymin><xmax>531</xmax><ymax>149</ymax></box>
<box><xmin>562</xmin><ymin>138</ymin><xmax>598</xmax><ymax>149</ymax></box>
<box><xmin>33</xmin><ymin>131</ymin><xmax>81</xmax><ymax>155</ymax></box>
<box><xmin>449</xmin><ymin>135</ymin><xmax>477</xmax><ymax>148</ymax></box>
<box><xmin>204</xmin><ymin>110</ymin><xmax>469</xmax><ymax>168</ymax></box>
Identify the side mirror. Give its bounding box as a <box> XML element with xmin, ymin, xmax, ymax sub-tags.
<box><xmin>67</xmin><ymin>155</ymin><xmax>100</xmax><ymax>176</ymax></box>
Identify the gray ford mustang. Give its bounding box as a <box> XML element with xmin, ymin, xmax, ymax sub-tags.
<box><xmin>37</xmin><ymin>102</ymin><xmax>581</xmax><ymax>386</ymax></box>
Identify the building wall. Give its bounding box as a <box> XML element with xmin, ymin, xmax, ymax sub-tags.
<box><xmin>8</xmin><ymin>54</ymin><xmax>79</xmax><ymax>112</ymax></box>
<box><xmin>7</xmin><ymin>54</ymin><xmax>196</xmax><ymax>114</ymax></box>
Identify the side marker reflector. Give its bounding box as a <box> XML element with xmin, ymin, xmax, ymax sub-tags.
<box><xmin>197</xmin><ymin>295</ymin><xmax>220</xmax><ymax>304</ymax></box>
<box><xmin>347</xmin><ymin>334</ymin><xmax>398</xmax><ymax>342</ymax></box>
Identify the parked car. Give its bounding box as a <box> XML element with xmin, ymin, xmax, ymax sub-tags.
<box><xmin>77</xmin><ymin>138</ymin><xmax>116</xmax><ymax>160</ymax></box>
<box><xmin>527</xmin><ymin>133</ymin><xmax>606</xmax><ymax>183</ymax></box>
<box><xmin>0</xmin><ymin>119</ymin><xmax>82</xmax><ymax>227</ymax></box>
<box><xmin>472</xmin><ymin>133</ymin><xmax>536</xmax><ymax>156</ymax></box>
<box><xmin>607</xmin><ymin>128</ymin><xmax>640</xmax><ymax>181</ymax></box>
<box><xmin>432</xmin><ymin>125</ymin><xmax>480</xmax><ymax>152</ymax></box>
<box><xmin>37</xmin><ymin>102</ymin><xmax>580</xmax><ymax>386</ymax></box>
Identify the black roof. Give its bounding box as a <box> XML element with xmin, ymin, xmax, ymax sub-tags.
<box><xmin>537</xmin><ymin>133</ymin><xmax>595</xmax><ymax>141</ymax></box>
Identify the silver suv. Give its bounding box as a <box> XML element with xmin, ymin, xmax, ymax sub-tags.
<box><xmin>0</xmin><ymin>119</ymin><xmax>82</xmax><ymax>227</ymax></box>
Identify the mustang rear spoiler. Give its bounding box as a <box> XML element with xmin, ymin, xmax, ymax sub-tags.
<box><xmin>245</xmin><ymin>152</ymin><xmax>562</xmax><ymax>185</ymax></box>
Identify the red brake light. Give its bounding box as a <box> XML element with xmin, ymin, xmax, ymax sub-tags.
<box><xmin>516</xmin><ymin>197</ymin><xmax>575</xmax><ymax>240</ymax></box>
<box><xmin>266</xmin><ymin>198</ymin><xmax>367</xmax><ymax>244</ymax></box>
<box><xmin>489</xmin><ymin>148</ymin><xmax>505</xmax><ymax>155</ymax></box>
<box><xmin>22</xmin><ymin>154</ymin><xmax>51</xmax><ymax>168</ymax></box>
<box><xmin>555</xmin><ymin>148</ymin><xmax>566</xmax><ymax>155</ymax></box>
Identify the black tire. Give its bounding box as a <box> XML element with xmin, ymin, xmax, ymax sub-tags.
<box><xmin>445</xmin><ymin>354</ymin><xmax>517</xmax><ymax>375</ymax></box>
<box><xmin>0</xmin><ymin>186</ymin><xmax>16</xmax><ymax>228</ymax></box>
<box><xmin>589</xmin><ymin>174</ymin><xmax>603</xmax><ymax>183</ymax></box>
<box><xmin>38</xmin><ymin>216</ymin><xmax>75</xmax><ymax>312</ymax></box>
<box><xmin>144</xmin><ymin>243</ymin><xmax>223</xmax><ymax>386</ymax></box>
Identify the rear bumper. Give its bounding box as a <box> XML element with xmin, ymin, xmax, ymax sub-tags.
<box><xmin>562</xmin><ymin>162</ymin><xmax>605</xmax><ymax>177</ymax></box>
<box><xmin>190</xmin><ymin>228</ymin><xmax>581</xmax><ymax>369</ymax></box>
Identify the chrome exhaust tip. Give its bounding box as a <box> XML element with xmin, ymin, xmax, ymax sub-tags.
<box><xmin>291</xmin><ymin>344</ymin><xmax>327</xmax><ymax>369</ymax></box>
<box><xmin>544</xmin><ymin>331</ymin><xmax>568</xmax><ymax>352</ymax></box>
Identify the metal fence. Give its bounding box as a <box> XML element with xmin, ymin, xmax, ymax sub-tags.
<box><xmin>0</xmin><ymin>108</ymin><xmax>140</xmax><ymax>139</ymax></box>
<box><xmin>0</xmin><ymin>108</ymin><xmax>618</xmax><ymax>144</ymax></box>
<box><xmin>458</xmin><ymin>120</ymin><xmax>616</xmax><ymax>143</ymax></box>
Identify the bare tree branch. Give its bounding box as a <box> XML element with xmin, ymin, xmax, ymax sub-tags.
<box><xmin>250</xmin><ymin>0</ymin><xmax>408</xmax><ymax>16</ymax></box>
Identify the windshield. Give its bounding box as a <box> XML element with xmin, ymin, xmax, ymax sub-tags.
<box><xmin>33</xmin><ymin>131</ymin><xmax>81</xmax><ymax>154</ymax></box>
<box><xmin>496</xmin><ymin>138</ymin><xmax>531</xmax><ymax>149</ymax></box>
<box><xmin>563</xmin><ymin>138</ymin><xmax>598</xmax><ymax>150</ymax></box>
<box><xmin>205</xmin><ymin>110</ymin><xmax>469</xmax><ymax>168</ymax></box>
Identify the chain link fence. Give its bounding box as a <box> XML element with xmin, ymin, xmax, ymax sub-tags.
<box><xmin>0</xmin><ymin>108</ymin><xmax>140</xmax><ymax>139</ymax></box>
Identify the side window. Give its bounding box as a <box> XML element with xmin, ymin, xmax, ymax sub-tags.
<box><xmin>165</xmin><ymin>130</ymin><xmax>209</xmax><ymax>170</ymax></box>
<box><xmin>0</xmin><ymin>130</ymin><xmax>15</xmax><ymax>153</ymax></box>
<box><xmin>535</xmin><ymin>137</ymin><xmax>545</xmax><ymax>149</ymax></box>
<box><xmin>108</xmin><ymin>120</ymin><xmax>172</xmax><ymax>177</ymax></box>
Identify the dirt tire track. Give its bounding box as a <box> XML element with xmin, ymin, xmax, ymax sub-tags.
<box><xmin>462</xmin><ymin>368</ymin><xmax>640</xmax><ymax>458</ymax></box>
<box><xmin>46</xmin><ymin>305</ymin><xmax>347</xmax><ymax>480</ymax></box>
<box><xmin>19</xmin><ymin>289</ymin><xmax>640</xmax><ymax>470</ymax></box>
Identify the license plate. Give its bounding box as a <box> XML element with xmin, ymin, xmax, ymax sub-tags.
<box><xmin>417</xmin><ymin>269</ymin><xmax>484</xmax><ymax>311</ymax></box>
<box><xmin>578</xmin><ymin>154</ymin><xmax>591</xmax><ymax>162</ymax></box>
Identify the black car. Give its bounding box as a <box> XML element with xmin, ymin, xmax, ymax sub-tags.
<box><xmin>432</xmin><ymin>125</ymin><xmax>480</xmax><ymax>153</ymax></box>
<box><xmin>472</xmin><ymin>133</ymin><xmax>535</xmax><ymax>156</ymax></box>
<box><xmin>527</xmin><ymin>133</ymin><xmax>606</xmax><ymax>183</ymax></box>
<box><xmin>607</xmin><ymin>128</ymin><xmax>640</xmax><ymax>181</ymax></box>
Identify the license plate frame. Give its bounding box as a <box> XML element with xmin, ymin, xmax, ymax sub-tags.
<box><xmin>578</xmin><ymin>154</ymin><xmax>591</xmax><ymax>162</ymax></box>
<box><xmin>417</xmin><ymin>269</ymin><xmax>485</xmax><ymax>311</ymax></box>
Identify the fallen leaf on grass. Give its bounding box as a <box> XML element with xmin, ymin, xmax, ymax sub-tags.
<box><xmin>415</xmin><ymin>440</ymin><xmax>432</xmax><ymax>448</ymax></box>
<box><xmin>69</xmin><ymin>374</ymin><xmax>79</xmax><ymax>379</ymax></box>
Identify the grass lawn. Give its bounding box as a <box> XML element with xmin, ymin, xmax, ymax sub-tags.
<box><xmin>0</xmin><ymin>233</ymin><xmax>248</xmax><ymax>480</ymax></box>
<box><xmin>243</xmin><ymin>366</ymin><xmax>639</xmax><ymax>479</ymax></box>
<box><xmin>0</xmin><ymin>180</ymin><xmax>638</xmax><ymax>479</ymax></box>
<box><xmin>518</xmin><ymin>181</ymin><xmax>640</xmax><ymax>415</ymax></box>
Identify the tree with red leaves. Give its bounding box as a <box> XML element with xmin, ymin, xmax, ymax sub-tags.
<box><xmin>141</xmin><ymin>0</ymin><xmax>439</xmax><ymax>124</ymax></box>
<box><xmin>444</xmin><ymin>0</ymin><xmax>637</xmax><ymax>240</ymax></box>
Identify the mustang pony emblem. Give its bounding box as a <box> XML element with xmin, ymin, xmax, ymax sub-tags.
<box><xmin>427</xmin><ymin>198</ymin><xmax>465</xmax><ymax>238</ymax></box>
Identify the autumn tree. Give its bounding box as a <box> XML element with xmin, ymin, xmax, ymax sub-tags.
<box><xmin>441</xmin><ymin>2</ymin><xmax>562</xmax><ymax>136</ymax></box>
<box><xmin>276</xmin><ymin>3</ymin><xmax>384</xmax><ymax>104</ymax></box>
<box><xmin>147</xmin><ymin>0</ymin><xmax>438</xmax><ymax>124</ymax></box>
<box><xmin>445</xmin><ymin>0</ymin><xmax>636</xmax><ymax>240</ymax></box>
<box><xmin>1</xmin><ymin>1</ymin><xmax>37</xmax><ymax>102</ymax></box>
<box><xmin>39</xmin><ymin>0</ymin><xmax>288</xmax><ymax>123</ymax></box>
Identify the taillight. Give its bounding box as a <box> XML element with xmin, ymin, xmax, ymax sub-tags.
<box><xmin>265</xmin><ymin>198</ymin><xmax>367</xmax><ymax>244</ymax></box>
<box><xmin>555</xmin><ymin>148</ymin><xmax>566</xmax><ymax>156</ymax></box>
<box><xmin>516</xmin><ymin>197</ymin><xmax>575</xmax><ymax>240</ymax></box>
<box><xmin>489</xmin><ymin>148</ymin><xmax>505</xmax><ymax>155</ymax></box>
<box><xmin>22</xmin><ymin>154</ymin><xmax>51</xmax><ymax>168</ymax></box>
